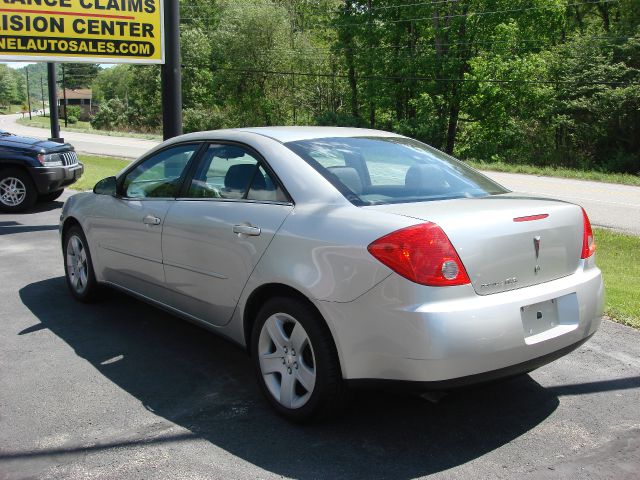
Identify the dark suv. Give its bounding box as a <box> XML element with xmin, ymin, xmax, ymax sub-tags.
<box><xmin>0</xmin><ymin>130</ymin><xmax>83</xmax><ymax>212</ymax></box>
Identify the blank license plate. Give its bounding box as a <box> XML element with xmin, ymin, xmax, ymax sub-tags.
<box><xmin>521</xmin><ymin>298</ymin><xmax>559</xmax><ymax>338</ymax></box>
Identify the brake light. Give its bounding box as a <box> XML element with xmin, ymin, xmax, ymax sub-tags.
<box><xmin>367</xmin><ymin>222</ymin><xmax>471</xmax><ymax>286</ymax></box>
<box><xmin>513</xmin><ymin>214</ymin><xmax>549</xmax><ymax>222</ymax></box>
<box><xmin>581</xmin><ymin>207</ymin><xmax>596</xmax><ymax>259</ymax></box>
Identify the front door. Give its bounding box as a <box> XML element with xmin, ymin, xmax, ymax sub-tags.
<box><xmin>162</xmin><ymin>143</ymin><xmax>293</xmax><ymax>326</ymax></box>
<box><xmin>89</xmin><ymin>143</ymin><xmax>200</xmax><ymax>300</ymax></box>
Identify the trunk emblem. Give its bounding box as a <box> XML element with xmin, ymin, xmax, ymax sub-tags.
<box><xmin>534</xmin><ymin>236</ymin><xmax>541</xmax><ymax>274</ymax></box>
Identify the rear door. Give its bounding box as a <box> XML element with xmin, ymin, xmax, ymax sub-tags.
<box><xmin>162</xmin><ymin>143</ymin><xmax>293</xmax><ymax>326</ymax></box>
<box><xmin>90</xmin><ymin>143</ymin><xmax>201</xmax><ymax>300</ymax></box>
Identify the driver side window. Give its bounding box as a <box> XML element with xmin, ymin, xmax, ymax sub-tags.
<box><xmin>122</xmin><ymin>144</ymin><xmax>198</xmax><ymax>199</ymax></box>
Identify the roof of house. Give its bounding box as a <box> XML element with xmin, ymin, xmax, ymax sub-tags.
<box><xmin>57</xmin><ymin>88</ymin><xmax>92</xmax><ymax>100</ymax></box>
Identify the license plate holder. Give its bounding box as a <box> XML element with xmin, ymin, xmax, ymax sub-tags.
<box><xmin>521</xmin><ymin>298</ymin><xmax>559</xmax><ymax>338</ymax></box>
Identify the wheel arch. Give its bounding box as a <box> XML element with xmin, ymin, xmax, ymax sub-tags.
<box><xmin>0</xmin><ymin>160</ymin><xmax>30</xmax><ymax>172</ymax></box>
<box><xmin>60</xmin><ymin>216</ymin><xmax>82</xmax><ymax>247</ymax></box>
<box><xmin>242</xmin><ymin>282</ymin><xmax>344</xmax><ymax>374</ymax></box>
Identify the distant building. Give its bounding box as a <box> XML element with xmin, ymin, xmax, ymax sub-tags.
<box><xmin>57</xmin><ymin>89</ymin><xmax>96</xmax><ymax>121</ymax></box>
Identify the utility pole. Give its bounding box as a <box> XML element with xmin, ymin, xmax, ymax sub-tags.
<box><xmin>161</xmin><ymin>0</ymin><xmax>182</xmax><ymax>140</ymax></box>
<box><xmin>25</xmin><ymin>65</ymin><xmax>32</xmax><ymax>120</ymax></box>
<box><xmin>47</xmin><ymin>63</ymin><xmax>62</xmax><ymax>142</ymax></box>
<box><xmin>61</xmin><ymin>64</ymin><xmax>68</xmax><ymax>128</ymax></box>
<box><xmin>40</xmin><ymin>76</ymin><xmax>46</xmax><ymax>115</ymax></box>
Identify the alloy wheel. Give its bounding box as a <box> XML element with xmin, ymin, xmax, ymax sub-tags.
<box><xmin>0</xmin><ymin>176</ymin><xmax>27</xmax><ymax>207</ymax></box>
<box><xmin>258</xmin><ymin>312</ymin><xmax>317</xmax><ymax>409</ymax></box>
<box><xmin>66</xmin><ymin>235</ymin><xmax>89</xmax><ymax>295</ymax></box>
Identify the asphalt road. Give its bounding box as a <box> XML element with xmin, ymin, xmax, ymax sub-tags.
<box><xmin>485</xmin><ymin>172</ymin><xmax>640</xmax><ymax>236</ymax></box>
<box><xmin>0</xmin><ymin>113</ymin><xmax>157</xmax><ymax>159</ymax></box>
<box><xmin>0</xmin><ymin>192</ymin><xmax>639</xmax><ymax>479</ymax></box>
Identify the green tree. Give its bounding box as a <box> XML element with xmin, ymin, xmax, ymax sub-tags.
<box><xmin>63</xmin><ymin>63</ymin><xmax>100</xmax><ymax>89</ymax></box>
<box><xmin>0</xmin><ymin>65</ymin><xmax>17</xmax><ymax>108</ymax></box>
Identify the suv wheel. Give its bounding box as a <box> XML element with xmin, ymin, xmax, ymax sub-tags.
<box><xmin>0</xmin><ymin>168</ymin><xmax>37</xmax><ymax>212</ymax></box>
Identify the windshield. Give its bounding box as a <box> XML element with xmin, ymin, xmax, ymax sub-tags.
<box><xmin>285</xmin><ymin>136</ymin><xmax>509</xmax><ymax>205</ymax></box>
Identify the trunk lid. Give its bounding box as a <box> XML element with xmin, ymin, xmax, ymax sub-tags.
<box><xmin>365</xmin><ymin>195</ymin><xmax>584</xmax><ymax>295</ymax></box>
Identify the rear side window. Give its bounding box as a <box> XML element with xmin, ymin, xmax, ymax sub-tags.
<box><xmin>285</xmin><ymin>137</ymin><xmax>508</xmax><ymax>205</ymax></box>
<box><xmin>186</xmin><ymin>144</ymin><xmax>287</xmax><ymax>202</ymax></box>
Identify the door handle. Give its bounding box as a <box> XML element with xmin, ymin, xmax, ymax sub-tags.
<box><xmin>233</xmin><ymin>224</ymin><xmax>261</xmax><ymax>236</ymax></box>
<box><xmin>143</xmin><ymin>215</ymin><xmax>162</xmax><ymax>225</ymax></box>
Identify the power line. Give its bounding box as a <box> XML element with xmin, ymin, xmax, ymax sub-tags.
<box><xmin>180</xmin><ymin>0</ymin><xmax>461</xmax><ymax>12</ymax></box>
<box><xmin>204</xmin><ymin>65</ymin><xmax>640</xmax><ymax>86</ymax></box>
<box><xmin>182</xmin><ymin>0</ymin><xmax>621</xmax><ymax>29</ymax></box>
<box><xmin>325</xmin><ymin>0</ymin><xmax>621</xmax><ymax>28</ymax></box>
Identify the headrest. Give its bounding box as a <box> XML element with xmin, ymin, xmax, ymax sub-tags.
<box><xmin>328</xmin><ymin>166</ymin><xmax>363</xmax><ymax>194</ymax></box>
<box><xmin>224</xmin><ymin>164</ymin><xmax>264</xmax><ymax>190</ymax></box>
<box><xmin>405</xmin><ymin>164</ymin><xmax>446</xmax><ymax>191</ymax></box>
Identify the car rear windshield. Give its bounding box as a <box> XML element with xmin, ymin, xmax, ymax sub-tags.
<box><xmin>285</xmin><ymin>136</ymin><xmax>509</xmax><ymax>206</ymax></box>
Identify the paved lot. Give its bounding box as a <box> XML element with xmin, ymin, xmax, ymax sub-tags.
<box><xmin>1</xmin><ymin>196</ymin><xmax>640</xmax><ymax>479</ymax></box>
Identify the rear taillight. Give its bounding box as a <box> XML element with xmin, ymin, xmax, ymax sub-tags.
<box><xmin>581</xmin><ymin>207</ymin><xmax>596</xmax><ymax>259</ymax></box>
<box><xmin>367</xmin><ymin>222</ymin><xmax>471</xmax><ymax>286</ymax></box>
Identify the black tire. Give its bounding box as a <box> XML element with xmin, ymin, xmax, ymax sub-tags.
<box><xmin>39</xmin><ymin>189</ymin><xmax>64</xmax><ymax>203</ymax></box>
<box><xmin>251</xmin><ymin>296</ymin><xmax>350</xmax><ymax>422</ymax></box>
<box><xmin>63</xmin><ymin>225</ymin><xmax>99</xmax><ymax>303</ymax></box>
<box><xmin>0</xmin><ymin>168</ymin><xmax>37</xmax><ymax>213</ymax></box>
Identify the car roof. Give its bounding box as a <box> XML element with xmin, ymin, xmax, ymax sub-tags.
<box><xmin>176</xmin><ymin>126</ymin><xmax>404</xmax><ymax>144</ymax></box>
<box><xmin>237</xmin><ymin>126</ymin><xmax>404</xmax><ymax>143</ymax></box>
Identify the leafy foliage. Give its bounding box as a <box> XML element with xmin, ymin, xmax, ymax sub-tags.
<box><xmin>0</xmin><ymin>64</ymin><xmax>22</xmax><ymax>107</ymax></box>
<box><xmin>66</xmin><ymin>105</ymin><xmax>81</xmax><ymax>124</ymax></box>
<box><xmin>62</xmin><ymin>63</ymin><xmax>100</xmax><ymax>89</ymax></box>
<box><xmin>85</xmin><ymin>0</ymin><xmax>639</xmax><ymax>173</ymax></box>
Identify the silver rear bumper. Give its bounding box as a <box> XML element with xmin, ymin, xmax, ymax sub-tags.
<box><xmin>318</xmin><ymin>261</ymin><xmax>604</xmax><ymax>383</ymax></box>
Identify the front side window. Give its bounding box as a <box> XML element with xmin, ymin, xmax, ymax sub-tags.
<box><xmin>122</xmin><ymin>144</ymin><xmax>198</xmax><ymax>199</ymax></box>
<box><xmin>186</xmin><ymin>144</ymin><xmax>287</xmax><ymax>202</ymax></box>
<box><xmin>285</xmin><ymin>137</ymin><xmax>508</xmax><ymax>205</ymax></box>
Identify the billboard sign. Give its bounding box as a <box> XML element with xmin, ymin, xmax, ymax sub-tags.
<box><xmin>0</xmin><ymin>0</ymin><xmax>164</xmax><ymax>63</ymax></box>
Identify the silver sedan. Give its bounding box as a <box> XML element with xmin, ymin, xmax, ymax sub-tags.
<box><xmin>60</xmin><ymin>127</ymin><xmax>604</xmax><ymax>422</ymax></box>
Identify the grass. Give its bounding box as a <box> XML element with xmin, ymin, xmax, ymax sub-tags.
<box><xmin>467</xmin><ymin>160</ymin><xmax>640</xmax><ymax>187</ymax></box>
<box><xmin>16</xmin><ymin>115</ymin><xmax>161</xmax><ymax>140</ymax></box>
<box><xmin>72</xmin><ymin>154</ymin><xmax>130</xmax><ymax>191</ymax></box>
<box><xmin>594</xmin><ymin>228</ymin><xmax>640</xmax><ymax>329</ymax></box>
<box><xmin>0</xmin><ymin>104</ymin><xmax>28</xmax><ymax>115</ymax></box>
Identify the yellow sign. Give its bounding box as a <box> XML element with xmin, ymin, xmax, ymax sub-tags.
<box><xmin>0</xmin><ymin>0</ymin><xmax>164</xmax><ymax>63</ymax></box>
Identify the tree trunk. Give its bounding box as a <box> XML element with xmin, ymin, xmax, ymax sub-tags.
<box><xmin>596</xmin><ymin>4</ymin><xmax>610</xmax><ymax>32</ymax></box>
<box><xmin>445</xmin><ymin>106</ymin><xmax>459</xmax><ymax>154</ymax></box>
<box><xmin>339</xmin><ymin>2</ymin><xmax>359</xmax><ymax>120</ymax></box>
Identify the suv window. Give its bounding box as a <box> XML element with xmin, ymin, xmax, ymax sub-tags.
<box><xmin>122</xmin><ymin>144</ymin><xmax>198</xmax><ymax>199</ymax></box>
<box><xmin>186</xmin><ymin>144</ymin><xmax>286</xmax><ymax>202</ymax></box>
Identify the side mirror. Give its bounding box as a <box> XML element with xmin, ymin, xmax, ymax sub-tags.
<box><xmin>93</xmin><ymin>176</ymin><xmax>118</xmax><ymax>196</ymax></box>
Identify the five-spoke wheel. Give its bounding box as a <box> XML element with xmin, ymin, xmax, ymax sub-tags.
<box><xmin>66</xmin><ymin>234</ymin><xmax>89</xmax><ymax>295</ymax></box>
<box><xmin>63</xmin><ymin>226</ymin><xmax>98</xmax><ymax>302</ymax></box>
<box><xmin>252</xmin><ymin>297</ymin><xmax>348</xmax><ymax>422</ymax></box>
<box><xmin>258</xmin><ymin>312</ymin><xmax>317</xmax><ymax>409</ymax></box>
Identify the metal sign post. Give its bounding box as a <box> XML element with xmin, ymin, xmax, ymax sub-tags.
<box><xmin>46</xmin><ymin>63</ymin><xmax>62</xmax><ymax>143</ymax></box>
<box><xmin>161</xmin><ymin>0</ymin><xmax>182</xmax><ymax>140</ymax></box>
<box><xmin>1</xmin><ymin>0</ymin><xmax>179</xmax><ymax>141</ymax></box>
